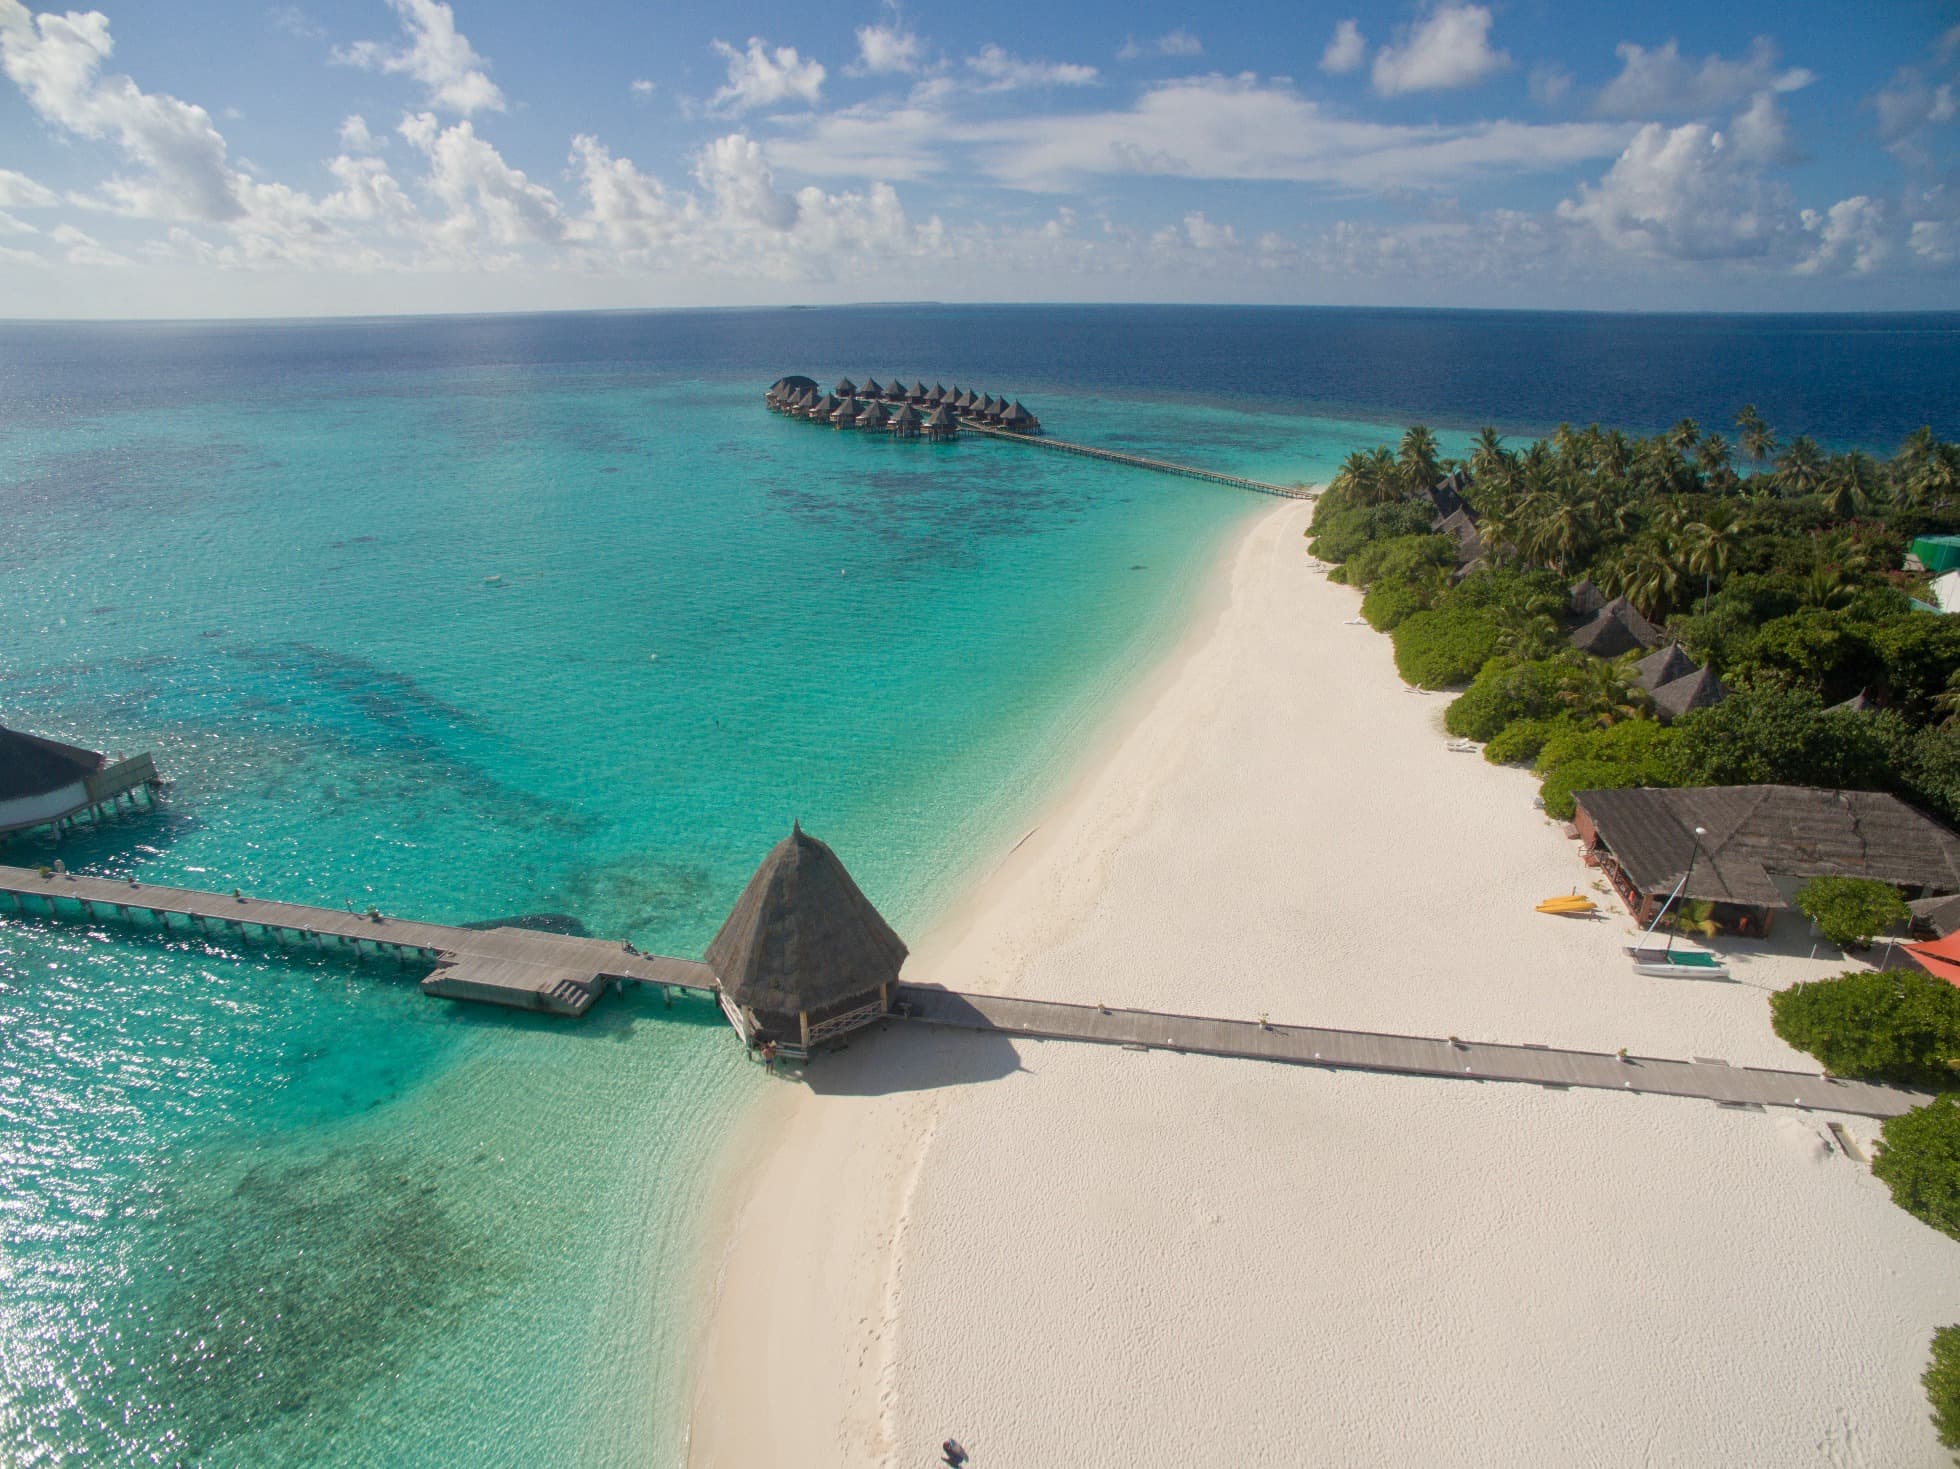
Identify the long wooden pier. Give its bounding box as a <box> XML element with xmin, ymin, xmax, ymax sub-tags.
<box><xmin>0</xmin><ymin>865</ymin><xmax>715</xmax><ymax>1016</ymax></box>
<box><xmin>893</xmin><ymin>986</ymin><xmax>1925</xmax><ymax>1119</ymax></box>
<box><xmin>1</xmin><ymin>867</ymin><xmax>1926</xmax><ymax>1118</ymax></box>
<box><xmin>963</xmin><ymin>421</ymin><xmax>1316</xmax><ymax>499</ymax></box>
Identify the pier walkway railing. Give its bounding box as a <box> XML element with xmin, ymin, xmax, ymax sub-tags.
<box><xmin>894</xmin><ymin>985</ymin><xmax>1923</xmax><ymax>1120</ymax></box>
<box><xmin>3</xmin><ymin>866</ymin><xmax>1921</xmax><ymax>1117</ymax></box>
<box><xmin>962</xmin><ymin>422</ymin><xmax>1317</xmax><ymax>500</ymax></box>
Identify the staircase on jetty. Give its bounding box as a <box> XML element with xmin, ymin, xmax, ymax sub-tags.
<box><xmin>0</xmin><ymin>864</ymin><xmax>715</xmax><ymax>1016</ymax></box>
<box><xmin>0</xmin><ymin>866</ymin><xmax>1920</xmax><ymax>1118</ymax></box>
<box><xmin>962</xmin><ymin>421</ymin><xmax>1315</xmax><ymax>500</ymax></box>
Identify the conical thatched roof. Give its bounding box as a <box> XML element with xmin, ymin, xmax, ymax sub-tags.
<box><xmin>832</xmin><ymin>396</ymin><xmax>864</xmax><ymax>421</ymax></box>
<box><xmin>1569</xmin><ymin>579</ymin><xmax>1607</xmax><ymax>617</ymax></box>
<box><xmin>860</xmin><ymin>401</ymin><xmax>891</xmax><ymax>429</ymax></box>
<box><xmin>0</xmin><ymin>723</ymin><xmax>103</xmax><ymax>801</ymax></box>
<box><xmin>707</xmin><ymin>823</ymin><xmax>908</xmax><ymax>1029</ymax></box>
<box><xmin>1652</xmin><ymin>665</ymin><xmax>1725</xmax><ymax>721</ymax></box>
<box><xmin>1633</xmin><ymin>643</ymin><xmax>1696</xmax><ymax>692</ymax></box>
<box><xmin>812</xmin><ymin>393</ymin><xmax>840</xmax><ymax>416</ymax></box>
<box><xmin>834</xmin><ymin>378</ymin><xmax>857</xmax><ymax>397</ymax></box>
<box><xmin>926</xmin><ymin>404</ymin><xmax>956</xmax><ymax>428</ymax></box>
<box><xmin>1570</xmin><ymin>597</ymin><xmax>1660</xmax><ymax>658</ymax></box>
<box><xmin>891</xmin><ymin>403</ymin><xmax>922</xmax><ymax>427</ymax></box>
<box><xmin>862</xmin><ymin>378</ymin><xmax>883</xmax><ymax>398</ymax></box>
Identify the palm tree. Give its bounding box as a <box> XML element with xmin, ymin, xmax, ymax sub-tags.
<box><xmin>1667</xmin><ymin>418</ymin><xmax>1702</xmax><ymax>456</ymax></box>
<box><xmin>1682</xmin><ymin>505</ymin><xmax>1742</xmax><ymax>607</ymax></box>
<box><xmin>1556</xmin><ymin>657</ymin><xmax>1652</xmax><ymax>728</ymax></box>
<box><xmin>1613</xmin><ymin>536</ymin><xmax>1684</xmax><ymax>621</ymax></box>
<box><xmin>1398</xmin><ymin>425</ymin><xmax>1442</xmax><ymax>497</ymax></box>
<box><xmin>1821</xmin><ymin>451</ymin><xmax>1885</xmax><ymax>520</ymax></box>
<box><xmin>1776</xmin><ymin>436</ymin><xmax>1827</xmax><ymax>497</ymax></box>
<box><xmin>1469</xmin><ymin>427</ymin><xmax>1508</xmax><ymax>483</ymax></box>
<box><xmin>1798</xmin><ymin>561</ymin><xmax>1855</xmax><ymax>611</ymax></box>
<box><xmin>1735</xmin><ymin>404</ymin><xmax>1777</xmax><ymax>466</ymax></box>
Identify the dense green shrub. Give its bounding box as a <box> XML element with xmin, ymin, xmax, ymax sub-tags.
<box><xmin>1445</xmin><ymin>658</ymin><xmax>1574</xmax><ymax>740</ymax></box>
<box><xmin>1903</xmin><ymin>723</ymin><xmax>1960</xmax><ymax>829</ymax></box>
<box><xmin>1343</xmin><ymin>533</ymin><xmax>1455</xmax><ymax>591</ymax></box>
<box><xmin>1769</xmin><ymin>969</ymin><xmax>1960</xmax><ymax>1085</ymax></box>
<box><xmin>1482</xmin><ymin>716</ymin><xmax>1575</xmax><ymax>767</ymax></box>
<box><xmin>1391</xmin><ymin>608</ymin><xmax>1501</xmax><ymax>689</ymax></box>
<box><xmin>1874</xmin><ymin>1096</ymin><xmax>1960</xmax><ymax>1241</ymax></box>
<box><xmin>1925</xmin><ymin>1326</ymin><xmax>1960</xmax><ymax>1454</ymax></box>
<box><xmin>1671</xmin><ymin>686</ymin><xmax>1903</xmax><ymax>790</ymax></box>
<box><xmin>1795</xmin><ymin>877</ymin><xmax>1912</xmax><ymax>949</ymax></box>
<box><xmin>1533</xmin><ymin>720</ymin><xmax>1686</xmax><ymax>820</ymax></box>
<box><xmin>1307</xmin><ymin>500</ymin><xmax>1435</xmax><ymax>563</ymax></box>
<box><xmin>1361</xmin><ymin>578</ymin><xmax>1434</xmax><ymax>631</ymax></box>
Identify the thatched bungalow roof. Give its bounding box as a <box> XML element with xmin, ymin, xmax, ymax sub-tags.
<box><xmin>0</xmin><ymin>724</ymin><xmax>103</xmax><ymax>801</ymax></box>
<box><xmin>1912</xmin><ymin>891</ymin><xmax>1960</xmax><ymax>937</ymax></box>
<box><xmin>891</xmin><ymin>403</ymin><xmax>922</xmax><ymax>429</ymax></box>
<box><xmin>706</xmin><ymin>822</ymin><xmax>908</xmax><ymax>1035</ymax></box>
<box><xmin>860</xmin><ymin>401</ymin><xmax>891</xmax><ymax>430</ymax></box>
<box><xmin>770</xmin><ymin>375</ymin><xmax>818</xmax><ymax>399</ymax></box>
<box><xmin>1651</xmin><ymin>666</ymin><xmax>1725</xmax><ymax>721</ymax></box>
<box><xmin>1000</xmin><ymin>400</ymin><xmax>1035</xmax><ymax>428</ymax></box>
<box><xmin>1569</xmin><ymin>579</ymin><xmax>1608</xmax><ymax>617</ymax></box>
<box><xmin>862</xmin><ymin>378</ymin><xmax>884</xmax><ymax>399</ymax></box>
<box><xmin>1570</xmin><ymin>597</ymin><xmax>1661</xmax><ymax>658</ymax></box>
<box><xmin>1575</xmin><ymin>785</ymin><xmax>1960</xmax><ymax>910</ymax></box>
<box><xmin>1436</xmin><ymin>508</ymin><xmax>1483</xmax><ymax>565</ymax></box>
<box><xmin>1633</xmin><ymin>643</ymin><xmax>1696</xmax><ymax>692</ymax></box>
<box><xmin>932</xmin><ymin>383</ymin><xmax>949</xmax><ymax>402</ymax></box>
<box><xmin>812</xmin><ymin>393</ymin><xmax>840</xmax><ymax>417</ymax></box>
<box><xmin>925</xmin><ymin>404</ymin><xmax>957</xmax><ymax>435</ymax></box>
<box><xmin>1831</xmin><ymin>690</ymin><xmax>1875</xmax><ymax>713</ymax></box>
<box><xmin>1426</xmin><ymin>478</ymin><xmax>1467</xmax><ymax>519</ymax></box>
<box><xmin>834</xmin><ymin>378</ymin><xmax>857</xmax><ymax>397</ymax></box>
<box><xmin>832</xmin><ymin>397</ymin><xmax>864</xmax><ymax>423</ymax></box>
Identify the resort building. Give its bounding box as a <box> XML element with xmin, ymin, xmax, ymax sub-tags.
<box><xmin>1573</xmin><ymin>784</ymin><xmax>1960</xmax><ymax>936</ymax></box>
<box><xmin>0</xmin><ymin>722</ymin><xmax>163</xmax><ymax>838</ymax></box>
<box><xmin>1632</xmin><ymin>644</ymin><xmax>1727</xmax><ymax>720</ymax></box>
<box><xmin>708</xmin><ymin>821</ymin><xmax>908</xmax><ymax>1057</ymax></box>
<box><xmin>1570</xmin><ymin>596</ymin><xmax>1663</xmax><ymax>657</ymax></box>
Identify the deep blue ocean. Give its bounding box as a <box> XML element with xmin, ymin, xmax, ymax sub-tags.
<box><xmin>1</xmin><ymin>305</ymin><xmax>1956</xmax><ymax>1468</ymax></box>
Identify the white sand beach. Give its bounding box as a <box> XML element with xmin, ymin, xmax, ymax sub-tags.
<box><xmin>688</xmin><ymin>498</ymin><xmax>1960</xmax><ymax>1468</ymax></box>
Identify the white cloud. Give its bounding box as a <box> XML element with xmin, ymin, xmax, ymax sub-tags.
<box><xmin>1529</xmin><ymin>64</ymin><xmax>1572</xmax><ymax>106</ymax></box>
<box><xmin>399</xmin><ymin>111</ymin><xmax>561</xmax><ymax>245</ymax></box>
<box><xmin>269</xmin><ymin>6</ymin><xmax>324</xmax><ymax>42</ymax></box>
<box><xmin>0</xmin><ymin>0</ymin><xmax>244</xmax><ymax>220</ymax></box>
<box><xmin>334</xmin><ymin>0</ymin><xmax>504</xmax><ymax>116</ymax></box>
<box><xmin>51</xmin><ymin>221</ymin><xmax>132</xmax><ymax>265</ymax></box>
<box><xmin>1557</xmin><ymin>119</ymin><xmax>1791</xmax><ymax>261</ymax></box>
<box><xmin>1911</xmin><ymin>218</ymin><xmax>1958</xmax><ymax>265</ymax></box>
<box><xmin>338</xmin><ymin>113</ymin><xmax>381</xmax><ymax>153</ymax></box>
<box><xmin>1729</xmin><ymin>91</ymin><xmax>1796</xmax><ymax>166</ymax></box>
<box><xmin>1179</xmin><ymin>210</ymin><xmax>1234</xmax><ymax>248</ymax></box>
<box><xmin>967</xmin><ymin>44</ymin><xmax>1098</xmax><ymax>92</ymax></box>
<box><xmin>962</xmin><ymin>75</ymin><xmax>1628</xmax><ymax>193</ymax></box>
<box><xmin>1595</xmin><ymin>37</ymin><xmax>1813</xmax><ymax>118</ymax></box>
<box><xmin>1798</xmin><ymin>196</ymin><xmax>1891</xmax><ymax>275</ymax></box>
<box><xmin>1871</xmin><ymin>67</ymin><xmax>1956</xmax><ymax>164</ymax></box>
<box><xmin>1371</xmin><ymin>5</ymin><xmax>1510</xmax><ymax>97</ymax></box>
<box><xmin>854</xmin><ymin>23</ymin><xmax>920</xmax><ymax>75</ymax></box>
<box><xmin>710</xmin><ymin>37</ymin><xmax>825</xmax><ymax>113</ymax></box>
<box><xmin>0</xmin><ymin>208</ymin><xmax>33</xmax><ymax>234</ymax></box>
<box><xmin>764</xmin><ymin>100</ymin><xmax>951</xmax><ymax>182</ymax></box>
<box><xmin>1320</xmin><ymin>19</ymin><xmax>1365</xmax><ymax>76</ymax></box>
<box><xmin>630</xmin><ymin>78</ymin><xmax>656</xmax><ymax>97</ymax></box>
<box><xmin>1132</xmin><ymin>29</ymin><xmax>1204</xmax><ymax>59</ymax></box>
<box><xmin>0</xmin><ymin>165</ymin><xmax>58</xmax><ymax>207</ymax></box>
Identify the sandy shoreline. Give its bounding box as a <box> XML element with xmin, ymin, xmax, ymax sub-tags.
<box><xmin>687</xmin><ymin>498</ymin><xmax>1960</xmax><ymax>1467</ymax></box>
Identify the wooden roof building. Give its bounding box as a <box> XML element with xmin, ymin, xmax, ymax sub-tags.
<box><xmin>891</xmin><ymin>402</ymin><xmax>922</xmax><ymax>437</ymax></box>
<box><xmin>925</xmin><ymin>404</ymin><xmax>958</xmax><ymax>440</ymax></box>
<box><xmin>1573</xmin><ymin>784</ymin><xmax>1960</xmax><ymax>935</ymax></box>
<box><xmin>1633</xmin><ymin>644</ymin><xmax>1696</xmax><ymax>692</ymax></box>
<box><xmin>833</xmin><ymin>377</ymin><xmax>858</xmax><ymax>398</ymax></box>
<box><xmin>1570</xmin><ymin>596</ymin><xmax>1662</xmax><ymax>658</ymax></box>
<box><xmin>859</xmin><ymin>400</ymin><xmax>891</xmax><ymax>431</ymax></box>
<box><xmin>708</xmin><ymin>822</ymin><xmax>908</xmax><ymax>1055</ymax></box>
<box><xmin>1651</xmin><ymin>665</ymin><xmax>1725</xmax><ymax>721</ymax></box>
<box><xmin>0</xmin><ymin>722</ymin><xmax>162</xmax><ymax>837</ymax></box>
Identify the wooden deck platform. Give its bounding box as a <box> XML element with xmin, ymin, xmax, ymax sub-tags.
<box><xmin>0</xmin><ymin>865</ymin><xmax>716</xmax><ymax>1017</ymax></box>
<box><xmin>963</xmin><ymin>422</ymin><xmax>1316</xmax><ymax>499</ymax></box>
<box><xmin>893</xmin><ymin>986</ymin><xmax>1926</xmax><ymax>1119</ymax></box>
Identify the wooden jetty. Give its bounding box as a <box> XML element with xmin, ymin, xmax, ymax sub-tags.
<box><xmin>1</xmin><ymin>862</ymin><xmax>1925</xmax><ymax>1119</ymax></box>
<box><xmin>893</xmin><ymin>985</ymin><xmax>1925</xmax><ymax>1120</ymax></box>
<box><xmin>0</xmin><ymin>864</ymin><xmax>715</xmax><ymax>1016</ymax></box>
<box><xmin>962</xmin><ymin>421</ymin><xmax>1315</xmax><ymax>500</ymax></box>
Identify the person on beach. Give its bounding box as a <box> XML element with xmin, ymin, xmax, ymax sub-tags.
<box><xmin>941</xmin><ymin>1439</ymin><xmax>968</xmax><ymax>1466</ymax></box>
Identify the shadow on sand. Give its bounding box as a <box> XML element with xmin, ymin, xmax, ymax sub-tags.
<box><xmin>797</xmin><ymin>1019</ymin><xmax>1029</xmax><ymax>1098</ymax></box>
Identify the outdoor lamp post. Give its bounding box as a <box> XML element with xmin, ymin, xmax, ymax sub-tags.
<box><xmin>1669</xmin><ymin>825</ymin><xmax>1709</xmax><ymax>948</ymax></box>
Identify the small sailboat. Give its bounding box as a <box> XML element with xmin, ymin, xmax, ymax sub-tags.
<box><xmin>1624</xmin><ymin>855</ymin><xmax>1731</xmax><ymax>978</ymax></box>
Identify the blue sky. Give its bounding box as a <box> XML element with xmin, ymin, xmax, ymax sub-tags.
<box><xmin>1</xmin><ymin>0</ymin><xmax>1957</xmax><ymax>317</ymax></box>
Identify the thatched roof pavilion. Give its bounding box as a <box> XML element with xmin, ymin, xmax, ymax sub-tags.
<box><xmin>834</xmin><ymin>377</ymin><xmax>858</xmax><ymax>398</ymax></box>
<box><xmin>1570</xmin><ymin>596</ymin><xmax>1661</xmax><ymax>658</ymax></box>
<box><xmin>860</xmin><ymin>400</ymin><xmax>891</xmax><ymax>431</ymax></box>
<box><xmin>708</xmin><ymin>822</ymin><xmax>908</xmax><ymax>1054</ymax></box>
<box><xmin>862</xmin><ymin>378</ymin><xmax>884</xmax><ymax>400</ymax></box>
<box><xmin>1652</xmin><ymin>665</ymin><xmax>1725</xmax><ymax>721</ymax></box>
<box><xmin>999</xmin><ymin>400</ymin><xmax>1040</xmax><ymax>434</ymax></box>
<box><xmin>926</xmin><ymin>404</ymin><xmax>958</xmax><ymax>440</ymax></box>
<box><xmin>891</xmin><ymin>403</ymin><xmax>922</xmax><ymax>437</ymax></box>
<box><xmin>832</xmin><ymin>396</ymin><xmax>864</xmax><ymax>428</ymax></box>
<box><xmin>1633</xmin><ymin>644</ymin><xmax>1696</xmax><ymax>692</ymax></box>
<box><xmin>810</xmin><ymin>393</ymin><xmax>840</xmax><ymax>421</ymax></box>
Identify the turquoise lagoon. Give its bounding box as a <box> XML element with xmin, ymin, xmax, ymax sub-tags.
<box><xmin>0</xmin><ymin>340</ymin><xmax>1382</xmax><ymax>1466</ymax></box>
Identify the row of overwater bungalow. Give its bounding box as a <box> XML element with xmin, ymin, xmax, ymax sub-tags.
<box><xmin>764</xmin><ymin>375</ymin><xmax>1042</xmax><ymax>437</ymax></box>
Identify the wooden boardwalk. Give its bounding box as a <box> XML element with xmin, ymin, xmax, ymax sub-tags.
<box><xmin>894</xmin><ymin>986</ymin><xmax>1926</xmax><ymax>1119</ymax></box>
<box><xmin>0</xmin><ymin>865</ymin><xmax>715</xmax><ymax>1016</ymax></box>
<box><xmin>963</xmin><ymin>422</ymin><xmax>1316</xmax><ymax>499</ymax></box>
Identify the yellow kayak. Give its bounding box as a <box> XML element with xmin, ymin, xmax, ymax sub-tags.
<box><xmin>1536</xmin><ymin>895</ymin><xmax>1598</xmax><ymax>916</ymax></box>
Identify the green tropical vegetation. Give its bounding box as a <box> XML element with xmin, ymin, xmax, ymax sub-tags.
<box><xmin>1768</xmin><ymin>970</ymin><xmax>1960</xmax><ymax>1086</ymax></box>
<box><xmin>1308</xmin><ymin>415</ymin><xmax>1960</xmax><ymax>826</ymax></box>
<box><xmin>1926</xmin><ymin>1326</ymin><xmax>1960</xmax><ymax>1454</ymax></box>
<box><xmin>1794</xmin><ymin>877</ymin><xmax>1913</xmax><ymax>950</ymax></box>
<box><xmin>1874</xmin><ymin>1096</ymin><xmax>1960</xmax><ymax>1242</ymax></box>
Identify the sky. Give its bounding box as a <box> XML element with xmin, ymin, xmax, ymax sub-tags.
<box><xmin>1</xmin><ymin>0</ymin><xmax>1958</xmax><ymax>318</ymax></box>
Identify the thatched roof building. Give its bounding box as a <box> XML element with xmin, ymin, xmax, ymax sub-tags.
<box><xmin>708</xmin><ymin>822</ymin><xmax>908</xmax><ymax>1053</ymax></box>
<box><xmin>0</xmin><ymin>722</ymin><xmax>161</xmax><ymax>836</ymax></box>
<box><xmin>891</xmin><ymin>403</ymin><xmax>922</xmax><ymax>437</ymax></box>
<box><xmin>809</xmin><ymin>393</ymin><xmax>840</xmax><ymax>421</ymax></box>
<box><xmin>862</xmin><ymin>378</ymin><xmax>884</xmax><ymax>400</ymax></box>
<box><xmin>834</xmin><ymin>377</ymin><xmax>858</xmax><ymax>398</ymax></box>
<box><xmin>925</xmin><ymin>404</ymin><xmax>958</xmax><ymax>439</ymax></box>
<box><xmin>1573</xmin><ymin>784</ymin><xmax>1960</xmax><ymax>936</ymax></box>
<box><xmin>860</xmin><ymin>400</ymin><xmax>891</xmax><ymax>431</ymax></box>
<box><xmin>1437</xmin><ymin>507</ymin><xmax>1483</xmax><ymax>565</ymax></box>
<box><xmin>1570</xmin><ymin>596</ymin><xmax>1661</xmax><ymax>658</ymax></box>
<box><xmin>1651</xmin><ymin>665</ymin><xmax>1725</xmax><ymax>721</ymax></box>
<box><xmin>1569</xmin><ymin>579</ymin><xmax>1608</xmax><ymax>618</ymax></box>
<box><xmin>831</xmin><ymin>396</ymin><xmax>864</xmax><ymax>427</ymax></box>
<box><xmin>1633</xmin><ymin>644</ymin><xmax>1696</xmax><ymax>692</ymax></box>
<box><xmin>999</xmin><ymin>400</ymin><xmax>1040</xmax><ymax>434</ymax></box>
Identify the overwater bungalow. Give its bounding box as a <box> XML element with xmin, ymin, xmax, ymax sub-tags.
<box><xmin>708</xmin><ymin>821</ymin><xmax>908</xmax><ymax>1058</ymax></box>
<box><xmin>860</xmin><ymin>400</ymin><xmax>891</xmax><ymax>432</ymax></box>
<box><xmin>832</xmin><ymin>396</ymin><xmax>864</xmax><ymax>428</ymax></box>
<box><xmin>999</xmin><ymin>400</ymin><xmax>1041</xmax><ymax>434</ymax></box>
<box><xmin>808</xmin><ymin>392</ymin><xmax>841</xmax><ymax>422</ymax></box>
<box><xmin>0</xmin><ymin>722</ymin><xmax>163</xmax><ymax>839</ymax></box>
<box><xmin>767</xmin><ymin>374</ymin><xmax>817</xmax><ymax>411</ymax></box>
<box><xmin>887</xmin><ymin>380</ymin><xmax>909</xmax><ymax>402</ymax></box>
<box><xmin>926</xmin><ymin>404</ymin><xmax>958</xmax><ymax>441</ymax></box>
<box><xmin>932</xmin><ymin>383</ymin><xmax>949</xmax><ymax>404</ymax></box>
<box><xmin>833</xmin><ymin>377</ymin><xmax>858</xmax><ymax>399</ymax></box>
<box><xmin>891</xmin><ymin>403</ymin><xmax>922</xmax><ymax>438</ymax></box>
<box><xmin>862</xmin><ymin>378</ymin><xmax>884</xmax><ymax>401</ymax></box>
